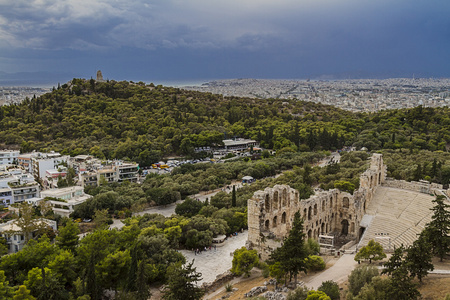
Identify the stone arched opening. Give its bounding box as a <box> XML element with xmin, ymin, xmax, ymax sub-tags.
<box><xmin>273</xmin><ymin>191</ymin><xmax>278</xmax><ymax>210</ymax></box>
<box><xmin>282</xmin><ymin>189</ymin><xmax>287</xmax><ymax>207</ymax></box>
<box><xmin>341</xmin><ymin>219</ymin><xmax>349</xmax><ymax>235</ymax></box>
<box><xmin>322</xmin><ymin>200</ymin><xmax>325</xmax><ymax>212</ymax></box>
<box><xmin>343</xmin><ymin>197</ymin><xmax>349</xmax><ymax>208</ymax></box>
<box><xmin>359</xmin><ymin>227</ymin><xmax>365</xmax><ymax>241</ymax></box>
<box><xmin>308</xmin><ymin>229</ymin><xmax>312</xmax><ymax>239</ymax></box>
<box><xmin>308</xmin><ymin>207</ymin><xmax>312</xmax><ymax>220</ymax></box>
<box><xmin>265</xmin><ymin>219</ymin><xmax>269</xmax><ymax>230</ymax></box>
<box><xmin>330</xmin><ymin>197</ymin><xmax>333</xmax><ymax>208</ymax></box>
<box><xmin>321</xmin><ymin>223</ymin><xmax>325</xmax><ymax>234</ymax></box>
<box><xmin>303</xmin><ymin>208</ymin><xmax>307</xmax><ymax>220</ymax></box>
<box><xmin>281</xmin><ymin>212</ymin><xmax>286</xmax><ymax>224</ymax></box>
<box><xmin>265</xmin><ymin>194</ymin><xmax>270</xmax><ymax>211</ymax></box>
<box><xmin>273</xmin><ymin>216</ymin><xmax>277</xmax><ymax>227</ymax></box>
<box><xmin>314</xmin><ymin>204</ymin><xmax>318</xmax><ymax>215</ymax></box>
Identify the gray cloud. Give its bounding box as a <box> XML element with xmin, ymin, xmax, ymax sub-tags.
<box><xmin>1</xmin><ymin>0</ymin><xmax>450</xmax><ymax>79</ymax></box>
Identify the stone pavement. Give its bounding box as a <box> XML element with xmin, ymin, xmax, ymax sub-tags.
<box><xmin>180</xmin><ymin>231</ymin><xmax>248</xmax><ymax>286</ymax></box>
<box><xmin>304</xmin><ymin>253</ymin><xmax>358</xmax><ymax>290</ymax></box>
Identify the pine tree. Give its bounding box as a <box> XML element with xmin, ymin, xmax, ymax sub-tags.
<box><xmin>56</xmin><ymin>219</ymin><xmax>80</xmax><ymax>253</ymax></box>
<box><xmin>406</xmin><ymin>234</ymin><xmax>434</xmax><ymax>282</ymax></box>
<box><xmin>425</xmin><ymin>195</ymin><xmax>450</xmax><ymax>261</ymax></box>
<box><xmin>163</xmin><ymin>260</ymin><xmax>204</xmax><ymax>300</ymax></box>
<box><xmin>382</xmin><ymin>246</ymin><xmax>421</xmax><ymax>299</ymax></box>
<box><xmin>270</xmin><ymin>211</ymin><xmax>308</xmax><ymax>282</ymax></box>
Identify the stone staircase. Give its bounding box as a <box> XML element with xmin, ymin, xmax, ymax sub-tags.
<box><xmin>358</xmin><ymin>186</ymin><xmax>435</xmax><ymax>251</ymax></box>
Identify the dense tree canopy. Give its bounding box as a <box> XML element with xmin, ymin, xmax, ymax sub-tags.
<box><xmin>0</xmin><ymin>79</ymin><xmax>449</xmax><ymax>167</ymax></box>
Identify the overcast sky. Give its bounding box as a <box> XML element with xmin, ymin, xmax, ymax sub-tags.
<box><xmin>1</xmin><ymin>0</ymin><xmax>450</xmax><ymax>84</ymax></box>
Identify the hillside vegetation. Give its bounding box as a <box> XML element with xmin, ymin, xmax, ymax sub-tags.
<box><xmin>0</xmin><ymin>79</ymin><xmax>448</xmax><ymax>167</ymax></box>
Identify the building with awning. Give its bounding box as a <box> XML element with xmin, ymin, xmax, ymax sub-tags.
<box><xmin>242</xmin><ymin>176</ymin><xmax>255</xmax><ymax>184</ymax></box>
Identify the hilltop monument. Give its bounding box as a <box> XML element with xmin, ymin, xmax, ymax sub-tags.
<box><xmin>96</xmin><ymin>70</ymin><xmax>104</xmax><ymax>82</ymax></box>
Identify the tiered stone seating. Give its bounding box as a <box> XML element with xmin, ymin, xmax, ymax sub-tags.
<box><xmin>358</xmin><ymin>186</ymin><xmax>435</xmax><ymax>251</ymax></box>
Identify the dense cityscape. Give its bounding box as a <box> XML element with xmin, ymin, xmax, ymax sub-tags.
<box><xmin>0</xmin><ymin>87</ymin><xmax>51</xmax><ymax>105</ymax></box>
<box><xmin>184</xmin><ymin>77</ymin><xmax>450</xmax><ymax>112</ymax></box>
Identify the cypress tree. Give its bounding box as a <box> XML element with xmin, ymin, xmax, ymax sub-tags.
<box><xmin>127</xmin><ymin>244</ymin><xmax>138</xmax><ymax>292</ymax></box>
<box><xmin>231</xmin><ymin>185</ymin><xmax>236</xmax><ymax>207</ymax></box>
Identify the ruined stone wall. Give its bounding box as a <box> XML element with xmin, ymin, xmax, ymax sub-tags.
<box><xmin>247</xmin><ymin>153</ymin><xmax>386</xmax><ymax>260</ymax></box>
<box><xmin>382</xmin><ymin>178</ymin><xmax>443</xmax><ymax>195</ymax></box>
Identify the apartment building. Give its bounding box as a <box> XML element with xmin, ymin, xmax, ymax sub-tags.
<box><xmin>0</xmin><ymin>170</ymin><xmax>40</xmax><ymax>206</ymax></box>
<box><xmin>79</xmin><ymin>162</ymin><xmax>139</xmax><ymax>187</ymax></box>
<box><xmin>41</xmin><ymin>186</ymin><xmax>91</xmax><ymax>217</ymax></box>
<box><xmin>31</xmin><ymin>152</ymin><xmax>69</xmax><ymax>180</ymax></box>
<box><xmin>17</xmin><ymin>153</ymin><xmax>35</xmax><ymax>173</ymax></box>
<box><xmin>0</xmin><ymin>150</ymin><xmax>19</xmax><ymax>165</ymax></box>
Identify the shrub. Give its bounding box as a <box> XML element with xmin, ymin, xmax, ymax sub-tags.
<box><xmin>318</xmin><ymin>280</ymin><xmax>340</xmax><ymax>300</ymax></box>
<box><xmin>305</xmin><ymin>255</ymin><xmax>326</xmax><ymax>272</ymax></box>
<box><xmin>304</xmin><ymin>238</ymin><xmax>320</xmax><ymax>255</ymax></box>
<box><xmin>347</xmin><ymin>265</ymin><xmax>379</xmax><ymax>296</ymax></box>
<box><xmin>225</xmin><ymin>283</ymin><xmax>233</xmax><ymax>292</ymax></box>
<box><xmin>287</xmin><ymin>286</ymin><xmax>309</xmax><ymax>300</ymax></box>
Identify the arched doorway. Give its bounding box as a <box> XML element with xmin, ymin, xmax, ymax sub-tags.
<box><xmin>359</xmin><ymin>227</ymin><xmax>365</xmax><ymax>241</ymax></box>
<box><xmin>265</xmin><ymin>220</ymin><xmax>269</xmax><ymax>230</ymax></box>
<box><xmin>341</xmin><ymin>219</ymin><xmax>349</xmax><ymax>235</ymax></box>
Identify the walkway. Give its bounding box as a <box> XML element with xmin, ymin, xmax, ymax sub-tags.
<box><xmin>304</xmin><ymin>254</ymin><xmax>358</xmax><ymax>290</ymax></box>
<box><xmin>180</xmin><ymin>231</ymin><xmax>248</xmax><ymax>286</ymax></box>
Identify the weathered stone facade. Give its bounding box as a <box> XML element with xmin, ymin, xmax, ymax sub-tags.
<box><xmin>247</xmin><ymin>154</ymin><xmax>386</xmax><ymax>260</ymax></box>
<box><xmin>383</xmin><ymin>178</ymin><xmax>443</xmax><ymax>195</ymax></box>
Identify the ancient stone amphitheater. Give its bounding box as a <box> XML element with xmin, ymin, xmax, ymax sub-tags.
<box><xmin>246</xmin><ymin>154</ymin><xmax>449</xmax><ymax>260</ymax></box>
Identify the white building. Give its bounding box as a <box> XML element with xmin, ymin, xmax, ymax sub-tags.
<box><xmin>0</xmin><ymin>150</ymin><xmax>19</xmax><ymax>165</ymax></box>
<box><xmin>0</xmin><ymin>218</ymin><xmax>57</xmax><ymax>253</ymax></box>
<box><xmin>41</xmin><ymin>186</ymin><xmax>92</xmax><ymax>217</ymax></box>
<box><xmin>222</xmin><ymin>138</ymin><xmax>259</xmax><ymax>151</ymax></box>
<box><xmin>31</xmin><ymin>152</ymin><xmax>69</xmax><ymax>180</ymax></box>
<box><xmin>0</xmin><ymin>170</ymin><xmax>40</xmax><ymax>206</ymax></box>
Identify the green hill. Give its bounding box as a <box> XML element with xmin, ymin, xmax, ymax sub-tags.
<box><xmin>0</xmin><ymin>78</ymin><xmax>449</xmax><ymax>167</ymax></box>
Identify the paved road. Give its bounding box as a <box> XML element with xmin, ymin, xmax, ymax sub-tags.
<box><xmin>133</xmin><ymin>182</ymin><xmax>245</xmax><ymax>218</ymax></box>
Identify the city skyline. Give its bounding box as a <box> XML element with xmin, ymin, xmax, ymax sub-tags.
<box><xmin>1</xmin><ymin>0</ymin><xmax>450</xmax><ymax>85</ymax></box>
